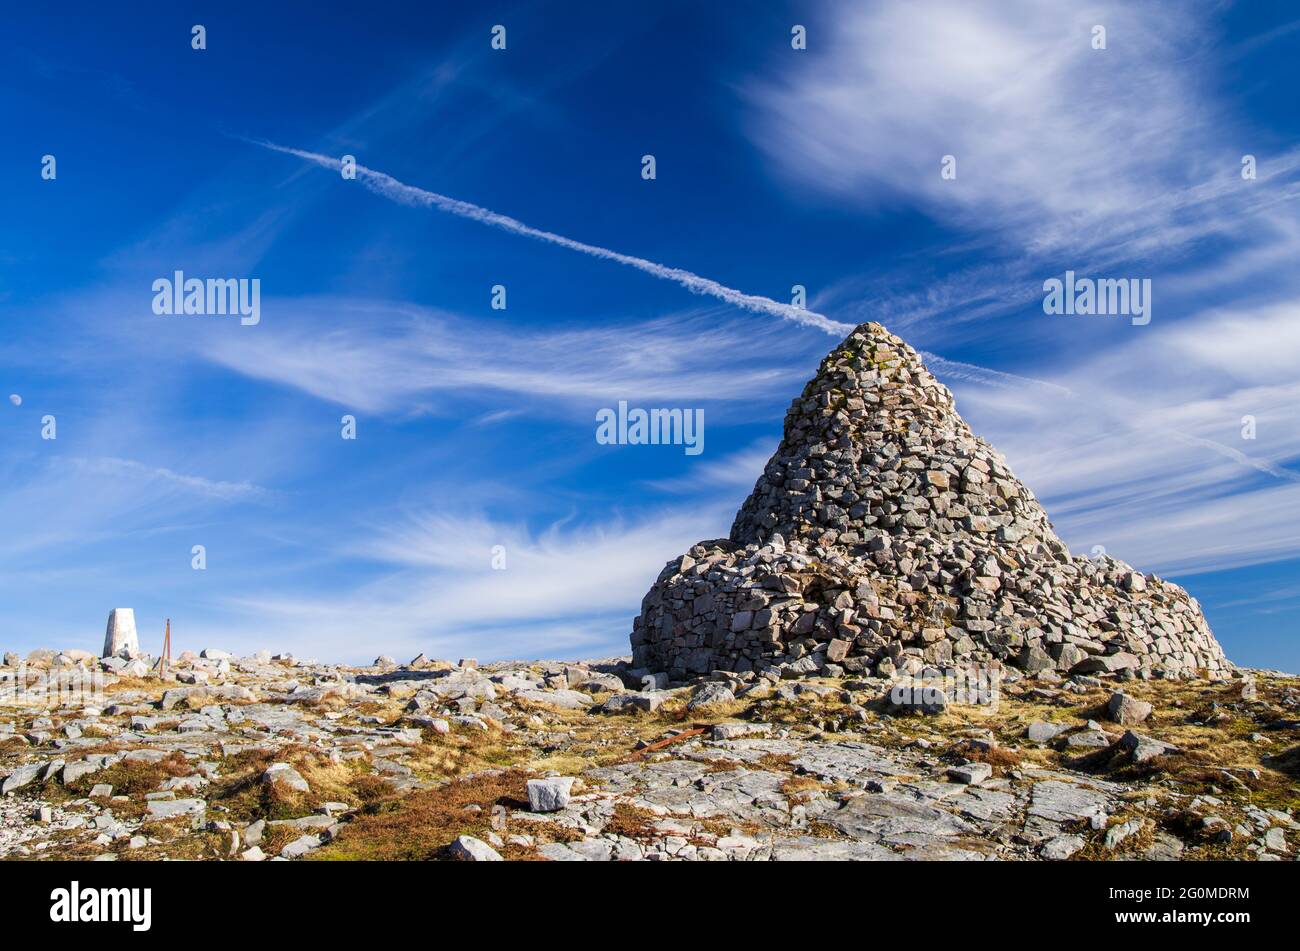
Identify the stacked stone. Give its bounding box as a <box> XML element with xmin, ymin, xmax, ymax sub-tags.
<box><xmin>631</xmin><ymin>322</ymin><xmax>1230</xmax><ymax>682</ymax></box>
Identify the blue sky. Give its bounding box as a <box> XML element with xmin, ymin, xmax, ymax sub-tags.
<box><xmin>2</xmin><ymin>1</ymin><xmax>1298</xmax><ymax>669</ymax></box>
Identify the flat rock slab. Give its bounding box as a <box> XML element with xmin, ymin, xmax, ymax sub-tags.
<box><xmin>788</xmin><ymin>742</ymin><xmax>911</xmax><ymax>784</ymax></box>
<box><xmin>633</xmin><ymin>769</ymin><xmax>791</xmax><ymax>824</ymax></box>
<box><xmin>587</xmin><ymin>759</ymin><xmax>709</xmax><ymax>794</ymax></box>
<box><xmin>1024</xmin><ymin>780</ymin><xmax>1111</xmax><ymax>839</ymax></box>
<box><xmin>953</xmin><ymin>786</ymin><xmax>1020</xmax><ymax>822</ymax></box>
<box><xmin>145</xmin><ymin>798</ymin><xmax>206</xmax><ymax>822</ymax></box>
<box><xmin>770</xmin><ymin>837</ymin><xmax>900</xmax><ymax>861</ymax></box>
<box><xmin>826</xmin><ymin>791</ymin><xmax>979</xmax><ymax>851</ymax></box>
<box><xmin>514</xmin><ymin>689</ymin><xmax>590</xmax><ymax>710</ymax></box>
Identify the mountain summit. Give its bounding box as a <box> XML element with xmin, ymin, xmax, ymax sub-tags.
<box><xmin>632</xmin><ymin>322</ymin><xmax>1229</xmax><ymax>681</ymax></box>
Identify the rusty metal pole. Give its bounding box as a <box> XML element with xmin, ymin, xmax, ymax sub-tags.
<box><xmin>160</xmin><ymin>618</ymin><xmax>172</xmax><ymax>677</ymax></box>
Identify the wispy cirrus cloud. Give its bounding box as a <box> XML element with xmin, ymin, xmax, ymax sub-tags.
<box><xmin>70</xmin><ymin>457</ymin><xmax>269</xmax><ymax>501</ymax></box>
<box><xmin>213</xmin><ymin>504</ymin><xmax>733</xmax><ymax>663</ymax></box>
<box><xmin>196</xmin><ymin>300</ymin><xmax>819</xmax><ymax>415</ymax></box>
<box><xmin>644</xmin><ymin>439</ymin><xmax>776</xmax><ymax>495</ymax></box>
<box><xmin>746</xmin><ymin>0</ymin><xmax>1300</xmax><ymax>355</ymax></box>
<box><xmin>747</xmin><ymin>0</ymin><xmax>1218</xmax><ymax>253</ymax></box>
<box><xmin>953</xmin><ymin>301</ymin><xmax>1300</xmax><ymax>575</ymax></box>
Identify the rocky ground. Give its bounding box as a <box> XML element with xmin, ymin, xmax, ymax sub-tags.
<box><xmin>1</xmin><ymin>649</ymin><xmax>1297</xmax><ymax>861</ymax></box>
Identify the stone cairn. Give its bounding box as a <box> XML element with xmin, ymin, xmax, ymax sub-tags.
<box><xmin>631</xmin><ymin>322</ymin><xmax>1230</xmax><ymax>682</ymax></box>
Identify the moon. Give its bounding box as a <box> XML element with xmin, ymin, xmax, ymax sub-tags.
<box><xmin>7</xmin><ymin>394</ymin><xmax>19</xmax><ymax>407</ymax></box>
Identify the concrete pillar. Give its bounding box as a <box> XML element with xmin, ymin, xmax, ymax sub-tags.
<box><xmin>102</xmin><ymin>608</ymin><xmax>140</xmax><ymax>658</ymax></box>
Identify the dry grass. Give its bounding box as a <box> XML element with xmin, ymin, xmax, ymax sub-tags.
<box><xmin>780</xmin><ymin>774</ymin><xmax>828</xmax><ymax>799</ymax></box>
<box><xmin>958</xmin><ymin>744</ymin><xmax>1023</xmax><ymax>774</ymax></box>
<box><xmin>311</xmin><ymin>768</ymin><xmax>547</xmax><ymax>861</ymax></box>
<box><xmin>402</xmin><ymin>726</ymin><xmax>525</xmax><ymax>782</ymax></box>
<box><xmin>63</xmin><ymin>750</ymin><xmax>194</xmax><ymax>798</ymax></box>
<box><xmin>653</xmin><ymin>696</ymin><xmax>750</xmax><ymax>724</ymax></box>
<box><xmin>203</xmin><ymin>745</ymin><xmax>391</xmax><ymax>823</ymax></box>
<box><xmin>601</xmin><ymin>802</ymin><xmax>664</xmax><ymax>840</ymax></box>
<box><xmin>342</xmin><ymin>699</ymin><xmax>407</xmax><ymax>723</ymax></box>
<box><xmin>1072</xmin><ymin>813</ymin><xmax>1159</xmax><ymax>861</ymax></box>
<box><xmin>102</xmin><ymin>676</ymin><xmax>171</xmax><ymax>699</ymax></box>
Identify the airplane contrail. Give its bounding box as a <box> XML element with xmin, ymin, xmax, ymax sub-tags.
<box><xmin>253</xmin><ymin>140</ymin><xmax>853</xmax><ymax>336</ymax></box>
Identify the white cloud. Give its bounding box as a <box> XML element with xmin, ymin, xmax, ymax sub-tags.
<box><xmin>949</xmin><ymin>302</ymin><xmax>1300</xmax><ymax>575</ymax></box>
<box><xmin>211</xmin><ymin>504</ymin><xmax>732</xmax><ymax>663</ymax></box>
<box><xmin>644</xmin><ymin>440</ymin><xmax>775</xmax><ymax>495</ymax></box>
<box><xmin>70</xmin><ymin>457</ymin><xmax>269</xmax><ymax>501</ymax></box>
<box><xmin>197</xmin><ymin>300</ymin><xmax>818</xmax><ymax>414</ymax></box>
<box><xmin>747</xmin><ymin>0</ymin><xmax>1215</xmax><ymax>252</ymax></box>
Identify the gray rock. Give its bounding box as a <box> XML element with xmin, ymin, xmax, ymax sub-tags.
<box><xmin>886</xmin><ymin>681</ymin><xmax>949</xmax><ymax>716</ymax></box>
<box><xmin>1142</xmin><ymin>832</ymin><xmax>1185</xmax><ymax>860</ymax></box>
<box><xmin>1054</xmin><ymin>643</ymin><xmax>1088</xmax><ymax>671</ymax></box>
<box><xmin>1026</xmin><ymin>721</ymin><xmax>1068</xmax><ymax>744</ymax></box>
<box><xmin>947</xmin><ymin>762</ymin><xmax>993</xmax><ymax>786</ymax></box>
<box><xmin>1106</xmin><ymin>691</ymin><xmax>1153</xmax><ymax>725</ymax></box>
<box><xmin>1016</xmin><ymin>645</ymin><xmax>1055</xmax><ymax>674</ymax></box>
<box><xmin>61</xmin><ymin>756</ymin><xmax>119</xmax><ymax>784</ymax></box>
<box><xmin>1026</xmin><ymin>780</ymin><xmax>1110</xmax><ymax>833</ymax></box>
<box><xmin>145</xmin><ymin>798</ymin><xmax>206</xmax><ymax>822</ymax></box>
<box><xmin>1118</xmin><ymin>730</ymin><xmax>1178</xmax><ymax>764</ymax></box>
<box><xmin>600</xmin><ymin>692</ymin><xmax>664</xmax><ymax>714</ymax></box>
<box><xmin>1071</xmin><ymin>652</ymin><xmax>1140</xmax><ymax>675</ymax></box>
<box><xmin>243</xmin><ymin>819</ymin><xmax>265</xmax><ymax>847</ymax></box>
<box><xmin>1041</xmin><ymin>834</ymin><xmax>1086</xmax><ymax>860</ymax></box>
<box><xmin>686</xmin><ymin>681</ymin><xmax>735</xmax><ymax>711</ymax></box>
<box><xmin>280</xmin><ymin>834</ymin><xmax>322</xmax><ymax>859</ymax></box>
<box><xmin>771</xmin><ymin>837</ymin><xmax>900</xmax><ymax>861</ymax></box>
<box><xmin>576</xmin><ymin>673</ymin><xmax>625</xmax><ymax>693</ymax></box>
<box><xmin>448</xmin><ymin>834</ymin><xmax>503</xmax><ymax>861</ymax></box>
<box><xmin>514</xmin><ymin>688</ymin><xmax>590</xmax><ymax>710</ymax></box>
<box><xmin>1065</xmin><ymin>729</ymin><xmax>1112</xmax><ymax>748</ymax></box>
<box><xmin>2</xmin><ymin>762</ymin><xmax>44</xmax><ymax>795</ymax></box>
<box><xmin>826</xmin><ymin>789</ymin><xmax>978</xmax><ymax>852</ymax></box>
<box><xmin>711</xmin><ymin>722</ymin><xmax>773</xmax><ymax>740</ymax></box>
<box><xmin>1104</xmin><ymin>818</ymin><xmax>1146</xmax><ymax>850</ymax></box>
<box><xmin>526</xmin><ymin>776</ymin><xmax>576</xmax><ymax>812</ymax></box>
<box><xmin>537</xmin><ymin>842</ymin><xmax>594</xmax><ymax>861</ymax></box>
<box><xmin>262</xmin><ymin>763</ymin><xmax>310</xmax><ymax>794</ymax></box>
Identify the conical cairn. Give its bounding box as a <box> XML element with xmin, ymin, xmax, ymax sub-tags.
<box><xmin>631</xmin><ymin>322</ymin><xmax>1229</xmax><ymax>681</ymax></box>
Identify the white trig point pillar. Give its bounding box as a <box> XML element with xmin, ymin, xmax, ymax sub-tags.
<box><xmin>102</xmin><ymin>608</ymin><xmax>140</xmax><ymax>658</ymax></box>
